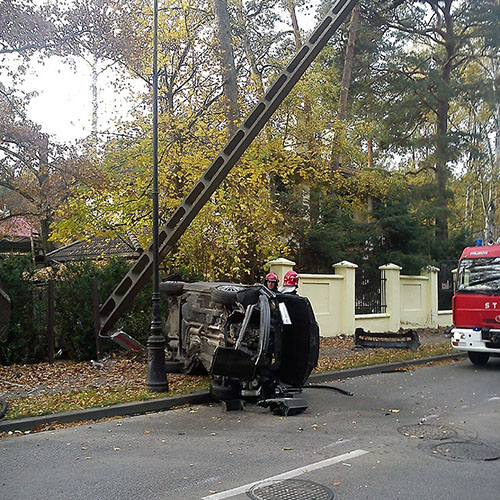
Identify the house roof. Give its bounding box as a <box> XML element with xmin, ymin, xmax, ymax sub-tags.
<box><xmin>46</xmin><ymin>236</ymin><xmax>143</xmax><ymax>262</ymax></box>
<box><xmin>0</xmin><ymin>216</ymin><xmax>38</xmax><ymax>239</ymax></box>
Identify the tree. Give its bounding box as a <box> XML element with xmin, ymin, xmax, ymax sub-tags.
<box><xmin>0</xmin><ymin>0</ymin><xmax>131</xmax><ymax>248</ymax></box>
<box><xmin>375</xmin><ymin>0</ymin><xmax>494</xmax><ymax>244</ymax></box>
<box><xmin>211</xmin><ymin>0</ymin><xmax>240</xmax><ymax>134</ymax></box>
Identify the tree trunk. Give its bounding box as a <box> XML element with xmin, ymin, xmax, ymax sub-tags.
<box><xmin>338</xmin><ymin>2</ymin><xmax>360</xmax><ymax>121</ymax></box>
<box><xmin>367</xmin><ymin>137</ymin><xmax>373</xmax><ymax>168</ymax></box>
<box><xmin>234</xmin><ymin>0</ymin><xmax>264</xmax><ymax>92</ymax></box>
<box><xmin>38</xmin><ymin>136</ymin><xmax>51</xmax><ymax>253</ymax></box>
<box><xmin>92</xmin><ymin>54</ymin><xmax>98</xmax><ymax>136</ymax></box>
<box><xmin>432</xmin><ymin>0</ymin><xmax>455</xmax><ymax>242</ymax></box>
<box><xmin>333</xmin><ymin>1</ymin><xmax>360</xmax><ymax>170</ymax></box>
<box><xmin>286</xmin><ymin>0</ymin><xmax>303</xmax><ymax>50</ymax></box>
<box><xmin>212</xmin><ymin>0</ymin><xmax>239</xmax><ymax>135</ymax></box>
<box><xmin>490</xmin><ymin>54</ymin><xmax>500</xmax><ymax>242</ymax></box>
<box><xmin>285</xmin><ymin>0</ymin><xmax>319</xmax><ymax>223</ymax></box>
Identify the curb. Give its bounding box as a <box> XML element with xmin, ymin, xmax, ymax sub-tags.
<box><xmin>307</xmin><ymin>352</ymin><xmax>467</xmax><ymax>383</ymax></box>
<box><xmin>0</xmin><ymin>352</ymin><xmax>466</xmax><ymax>433</ymax></box>
<box><xmin>0</xmin><ymin>392</ymin><xmax>212</xmax><ymax>433</ymax></box>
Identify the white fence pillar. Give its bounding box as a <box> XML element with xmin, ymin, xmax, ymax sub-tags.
<box><xmin>422</xmin><ymin>265</ymin><xmax>439</xmax><ymax>327</ymax></box>
<box><xmin>334</xmin><ymin>261</ymin><xmax>357</xmax><ymax>334</ymax></box>
<box><xmin>379</xmin><ymin>263</ymin><xmax>401</xmax><ymax>332</ymax></box>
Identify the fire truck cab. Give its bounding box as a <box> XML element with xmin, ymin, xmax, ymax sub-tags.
<box><xmin>451</xmin><ymin>243</ymin><xmax>500</xmax><ymax>365</ymax></box>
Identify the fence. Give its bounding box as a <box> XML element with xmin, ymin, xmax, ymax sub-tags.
<box><xmin>268</xmin><ymin>258</ymin><xmax>453</xmax><ymax>337</ymax></box>
<box><xmin>355</xmin><ymin>266</ymin><xmax>386</xmax><ymax>315</ymax></box>
<box><xmin>3</xmin><ymin>279</ymin><xmax>103</xmax><ymax>364</ymax></box>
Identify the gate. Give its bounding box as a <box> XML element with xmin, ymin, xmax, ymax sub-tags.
<box><xmin>355</xmin><ymin>267</ymin><xmax>386</xmax><ymax>315</ymax></box>
<box><xmin>438</xmin><ymin>261</ymin><xmax>455</xmax><ymax>310</ymax></box>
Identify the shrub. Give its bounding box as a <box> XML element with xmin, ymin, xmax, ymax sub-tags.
<box><xmin>0</xmin><ymin>256</ymin><xmax>45</xmax><ymax>364</ymax></box>
<box><xmin>0</xmin><ymin>257</ymin><xmax>155</xmax><ymax>364</ymax></box>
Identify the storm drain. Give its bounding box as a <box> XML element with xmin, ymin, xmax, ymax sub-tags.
<box><xmin>247</xmin><ymin>479</ymin><xmax>334</xmax><ymax>500</ymax></box>
<box><xmin>432</xmin><ymin>441</ymin><xmax>500</xmax><ymax>461</ymax></box>
<box><xmin>397</xmin><ymin>424</ymin><xmax>457</xmax><ymax>440</ymax></box>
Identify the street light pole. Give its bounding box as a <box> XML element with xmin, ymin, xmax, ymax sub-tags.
<box><xmin>146</xmin><ymin>0</ymin><xmax>168</xmax><ymax>392</ymax></box>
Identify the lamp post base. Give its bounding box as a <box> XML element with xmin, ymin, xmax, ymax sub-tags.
<box><xmin>146</xmin><ymin>335</ymin><xmax>169</xmax><ymax>392</ymax></box>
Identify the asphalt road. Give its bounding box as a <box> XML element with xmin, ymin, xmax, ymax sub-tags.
<box><xmin>2</xmin><ymin>357</ymin><xmax>500</xmax><ymax>500</ymax></box>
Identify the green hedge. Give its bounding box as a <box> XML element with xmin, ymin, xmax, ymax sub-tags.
<box><xmin>0</xmin><ymin>257</ymin><xmax>155</xmax><ymax>364</ymax></box>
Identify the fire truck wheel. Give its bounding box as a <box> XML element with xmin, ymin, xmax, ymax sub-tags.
<box><xmin>468</xmin><ymin>351</ymin><xmax>490</xmax><ymax>366</ymax></box>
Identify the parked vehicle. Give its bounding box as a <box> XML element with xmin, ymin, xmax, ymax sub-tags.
<box><xmin>160</xmin><ymin>281</ymin><xmax>319</xmax><ymax>406</ymax></box>
<box><xmin>450</xmin><ymin>244</ymin><xmax>500</xmax><ymax>365</ymax></box>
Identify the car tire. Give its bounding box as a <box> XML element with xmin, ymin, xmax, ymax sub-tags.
<box><xmin>211</xmin><ymin>285</ymin><xmax>246</xmax><ymax>305</ymax></box>
<box><xmin>468</xmin><ymin>351</ymin><xmax>490</xmax><ymax>366</ymax></box>
<box><xmin>209</xmin><ymin>378</ymin><xmax>240</xmax><ymax>401</ymax></box>
<box><xmin>159</xmin><ymin>281</ymin><xmax>184</xmax><ymax>296</ymax></box>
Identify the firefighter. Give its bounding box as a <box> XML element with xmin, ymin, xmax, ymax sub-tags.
<box><xmin>264</xmin><ymin>272</ymin><xmax>279</xmax><ymax>291</ymax></box>
<box><xmin>279</xmin><ymin>270</ymin><xmax>299</xmax><ymax>294</ymax></box>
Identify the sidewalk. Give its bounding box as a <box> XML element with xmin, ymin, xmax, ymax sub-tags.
<box><xmin>0</xmin><ymin>329</ymin><xmax>463</xmax><ymax>434</ymax></box>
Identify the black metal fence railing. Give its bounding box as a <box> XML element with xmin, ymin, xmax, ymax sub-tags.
<box><xmin>438</xmin><ymin>261</ymin><xmax>455</xmax><ymax>311</ymax></box>
<box><xmin>355</xmin><ymin>267</ymin><xmax>387</xmax><ymax>315</ymax></box>
<box><xmin>16</xmin><ymin>280</ymin><xmax>102</xmax><ymax>364</ymax></box>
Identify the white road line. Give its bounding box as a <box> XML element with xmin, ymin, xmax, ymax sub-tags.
<box><xmin>201</xmin><ymin>448</ymin><xmax>368</xmax><ymax>499</ymax></box>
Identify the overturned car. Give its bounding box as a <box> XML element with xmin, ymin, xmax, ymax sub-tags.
<box><xmin>160</xmin><ymin>281</ymin><xmax>319</xmax><ymax>411</ymax></box>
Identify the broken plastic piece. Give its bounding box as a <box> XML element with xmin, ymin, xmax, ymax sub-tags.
<box><xmin>109</xmin><ymin>330</ymin><xmax>146</xmax><ymax>352</ymax></box>
<box><xmin>258</xmin><ymin>397</ymin><xmax>308</xmax><ymax>416</ymax></box>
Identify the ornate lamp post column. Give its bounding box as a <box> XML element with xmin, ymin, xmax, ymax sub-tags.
<box><xmin>146</xmin><ymin>0</ymin><xmax>169</xmax><ymax>392</ymax></box>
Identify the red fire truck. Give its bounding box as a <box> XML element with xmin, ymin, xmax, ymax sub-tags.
<box><xmin>451</xmin><ymin>243</ymin><xmax>500</xmax><ymax>365</ymax></box>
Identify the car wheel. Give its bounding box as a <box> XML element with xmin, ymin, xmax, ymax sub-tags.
<box><xmin>209</xmin><ymin>378</ymin><xmax>240</xmax><ymax>401</ymax></box>
<box><xmin>211</xmin><ymin>285</ymin><xmax>246</xmax><ymax>305</ymax></box>
<box><xmin>159</xmin><ymin>281</ymin><xmax>184</xmax><ymax>296</ymax></box>
<box><xmin>468</xmin><ymin>351</ymin><xmax>490</xmax><ymax>366</ymax></box>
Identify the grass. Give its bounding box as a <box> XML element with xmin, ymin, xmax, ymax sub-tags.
<box><xmin>315</xmin><ymin>341</ymin><xmax>456</xmax><ymax>373</ymax></box>
<box><xmin>3</xmin><ymin>378</ymin><xmax>210</xmax><ymax>421</ymax></box>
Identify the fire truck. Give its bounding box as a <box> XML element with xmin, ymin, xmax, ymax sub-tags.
<box><xmin>451</xmin><ymin>243</ymin><xmax>500</xmax><ymax>365</ymax></box>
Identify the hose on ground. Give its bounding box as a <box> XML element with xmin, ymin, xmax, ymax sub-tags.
<box><xmin>305</xmin><ymin>384</ymin><xmax>354</xmax><ymax>397</ymax></box>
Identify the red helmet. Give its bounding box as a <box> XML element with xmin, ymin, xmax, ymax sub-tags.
<box><xmin>265</xmin><ymin>272</ymin><xmax>279</xmax><ymax>283</ymax></box>
<box><xmin>283</xmin><ymin>270</ymin><xmax>299</xmax><ymax>286</ymax></box>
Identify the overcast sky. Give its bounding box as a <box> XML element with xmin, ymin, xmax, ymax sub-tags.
<box><xmin>22</xmin><ymin>3</ymin><xmax>320</xmax><ymax>145</ymax></box>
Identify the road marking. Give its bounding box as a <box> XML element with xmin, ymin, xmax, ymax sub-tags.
<box><xmin>202</xmin><ymin>449</ymin><xmax>368</xmax><ymax>499</ymax></box>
